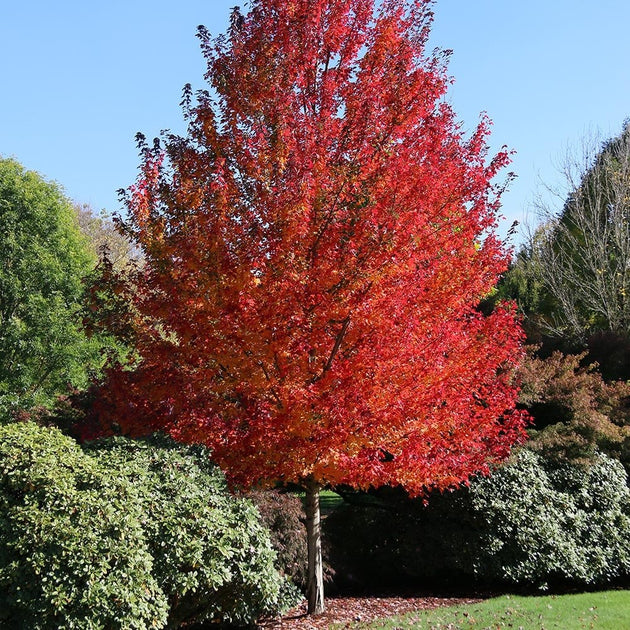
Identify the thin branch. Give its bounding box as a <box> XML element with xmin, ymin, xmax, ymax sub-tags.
<box><xmin>258</xmin><ymin>360</ymin><xmax>284</xmax><ymax>409</ymax></box>
<box><xmin>309</xmin><ymin>315</ymin><xmax>351</xmax><ymax>385</ymax></box>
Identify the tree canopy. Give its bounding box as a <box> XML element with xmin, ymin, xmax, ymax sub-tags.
<box><xmin>74</xmin><ymin>202</ymin><xmax>137</xmax><ymax>271</ymax></box>
<box><xmin>502</xmin><ymin>123</ymin><xmax>630</xmax><ymax>344</ymax></box>
<box><xmin>0</xmin><ymin>158</ymin><xmax>101</xmax><ymax>415</ymax></box>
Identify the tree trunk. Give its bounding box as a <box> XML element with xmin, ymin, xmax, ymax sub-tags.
<box><xmin>304</xmin><ymin>478</ymin><xmax>325</xmax><ymax>615</ymax></box>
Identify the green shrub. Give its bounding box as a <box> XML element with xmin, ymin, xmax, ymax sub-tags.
<box><xmin>0</xmin><ymin>422</ymin><xmax>168</xmax><ymax>629</ymax></box>
<box><xmin>0</xmin><ymin>423</ymin><xmax>299</xmax><ymax>629</ymax></box>
<box><xmin>86</xmin><ymin>436</ymin><xmax>300</xmax><ymax>628</ymax></box>
<box><xmin>470</xmin><ymin>449</ymin><xmax>630</xmax><ymax>587</ymax></box>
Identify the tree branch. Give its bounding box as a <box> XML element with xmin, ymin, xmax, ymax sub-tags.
<box><xmin>309</xmin><ymin>316</ymin><xmax>350</xmax><ymax>385</ymax></box>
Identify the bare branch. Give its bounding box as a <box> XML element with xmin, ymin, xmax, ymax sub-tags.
<box><xmin>525</xmin><ymin>123</ymin><xmax>630</xmax><ymax>339</ymax></box>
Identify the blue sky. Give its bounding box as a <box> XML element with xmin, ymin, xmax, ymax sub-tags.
<box><xmin>2</xmin><ymin>1</ymin><xmax>629</xmax><ymax>244</ymax></box>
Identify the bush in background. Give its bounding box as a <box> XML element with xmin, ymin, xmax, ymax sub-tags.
<box><xmin>519</xmin><ymin>351</ymin><xmax>630</xmax><ymax>471</ymax></box>
<box><xmin>325</xmin><ymin>448</ymin><xmax>630</xmax><ymax>591</ymax></box>
<box><xmin>246</xmin><ymin>489</ymin><xmax>309</xmax><ymax>589</ymax></box>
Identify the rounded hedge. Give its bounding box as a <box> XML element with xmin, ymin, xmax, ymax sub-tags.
<box><xmin>0</xmin><ymin>423</ymin><xmax>298</xmax><ymax>629</ymax></box>
<box><xmin>0</xmin><ymin>422</ymin><xmax>168</xmax><ymax>629</ymax></box>
<box><xmin>85</xmin><ymin>435</ymin><xmax>299</xmax><ymax>628</ymax></box>
<box><xmin>470</xmin><ymin>448</ymin><xmax>630</xmax><ymax>587</ymax></box>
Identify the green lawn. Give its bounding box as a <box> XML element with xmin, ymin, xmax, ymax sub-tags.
<box><xmin>319</xmin><ymin>490</ymin><xmax>344</xmax><ymax>515</ymax></box>
<box><xmin>295</xmin><ymin>489</ymin><xmax>344</xmax><ymax>516</ymax></box>
<box><xmin>348</xmin><ymin>590</ymin><xmax>630</xmax><ymax>630</ymax></box>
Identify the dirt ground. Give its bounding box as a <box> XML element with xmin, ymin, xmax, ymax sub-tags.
<box><xmin>259</xmin><ymin>595</ymin><xmax>483</xmax><ymax>629</ymax></box>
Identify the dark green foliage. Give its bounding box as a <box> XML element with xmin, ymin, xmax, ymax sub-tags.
<box><xmin>586</xmin><ymin>330</ymin><xmax>630</xmax><ymax>382</ymax></box>
<box><xmin>0</xmin><ymin>423</ymin><xmax>299</xmax><ymax>629</ymax></box>
<box><xmin>0</xmin><ymin>159</ymin><xmax>102</xmax><ymax>417</ymax></box>
<box><xmin>87</xmin><ymin>436</ymin><xmax>300</xmax><ymax>628</ymax></box>
<box><xmin>325</xmin><ymin>449</ymin><xmax>630</xmax><ymax>591</ymax></box>
<box><xmin>0</xmin><ymin>422</ymin><xmax>168</xmax><ymax>629</ymax></box>
<box><xmin>325</xmin><ymin>485</ymin><xmax>475</xmax><ymax>591</ymax></box>
<box><xmin>10</xmin><ymin>378</ymin><xmax>128</xmax><ymax>444</ymax></box>
<box><xmin>246</xmin><ymin>489</ymin><xmax>309</xmax><ymax>589</ymax></box>
<box><xmin>492</xmin><ymin>243</ymin><xmax>555</xmax><ymax>346</ymax></box>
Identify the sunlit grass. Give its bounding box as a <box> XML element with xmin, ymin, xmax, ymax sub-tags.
<box><xmin>319</xmin><ymin>490</ymin><xmax>343</xmax><ymax>515</ymax></box>
<box><xmin>295</xmin><ymin>489</ymin><xmax>343</xmax><ymax>516</ymax></box>
<box><xmin>347</xmin><ymin>590</ymin><xmax>630</xmax><ymax>630</ymax></box>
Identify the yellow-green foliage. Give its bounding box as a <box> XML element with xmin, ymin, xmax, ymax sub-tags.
<box><xmin>0</xmin><ymin>158</ymin><xmax>101</xmax><ymax>415</ymax></box>
<box><xmin>87</xmin><ymin>435</ymin><xmax>300</xmax><ymax>628</ymax></box>
<box><xmin>0</xmin><ymin>422</ymin><xmax>168</xmax><ymax>629</ymax></box>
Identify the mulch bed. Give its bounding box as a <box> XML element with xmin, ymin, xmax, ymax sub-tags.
<box><xmin>259</xmin><ymin>595</ymin><xmax>484</xmax><ymax>629</ymax></box>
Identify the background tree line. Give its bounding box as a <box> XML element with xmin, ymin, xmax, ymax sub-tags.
<box><xmin>498</xmin><ymin>122</ymin><xmax>630</xmax><ymax>380</ymax></box>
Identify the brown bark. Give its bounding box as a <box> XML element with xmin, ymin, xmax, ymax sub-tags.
<box><xmin>304</xmin><ymin>478</ymin><xmax>325</xmax><ymax>615</ymax></box>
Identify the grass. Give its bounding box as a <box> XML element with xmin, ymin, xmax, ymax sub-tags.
<box><xmin>295</xmin><ymin>489</ymin><xmax>344</xmax><ymax>516</ymax></box>
<box><xmin>348</xmin><ymin>590</ymin><xmax>630</xmax><ymax>630</ymax></box>
<box><xmin>319</xmin><ymin>489</ymin><xmax>344</xmax><ymax>515</ymax></box>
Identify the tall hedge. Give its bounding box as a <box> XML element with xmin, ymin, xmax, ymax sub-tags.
<box><xmin>325</xmin><ymin>448</ymin><xmax>630</xmax><ymax>590</ymax></box>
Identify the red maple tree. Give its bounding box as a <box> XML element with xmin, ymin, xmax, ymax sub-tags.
<box><xmin>92</xmin><ymin>0</ymin><xmax>527</xmax><ymax>613</ymax></box>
